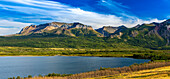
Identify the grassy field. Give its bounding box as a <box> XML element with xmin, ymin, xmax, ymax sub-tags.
<box><xmin>0</xmin><ymin>46</ymin><xmax>169</xmax><ymax>61</ymax></box>
<box><xmin>91</xmin><ymin>66</ymin><xmax>170</xmax><ymax>79</ymax></box>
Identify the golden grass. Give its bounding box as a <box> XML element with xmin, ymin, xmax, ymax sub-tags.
<box><xmin>27</xmin><ymin>66</ymin><xmax>170</xmax><ymax>79</ymax></box>
<box><xmin>26</xmin><ymin>77</ymin><xmax>64</xmax><ymax>79</ymax></box>
<box><xmin>91</xmin><ymin>66</ymin><xmax>170</xmax><ymax>79</ymax></box>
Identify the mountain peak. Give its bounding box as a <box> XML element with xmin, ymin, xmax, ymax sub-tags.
<box><xmin>17</xmin><ymin>22</ymin><xmax>102</xmax><ymax>37</ymax></box>
<box><xmin>118</xmin><ymin>25</ymin><xmax>127</xmax><ymax>28</ymax></box>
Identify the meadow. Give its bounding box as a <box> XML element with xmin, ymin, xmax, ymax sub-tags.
<box><xmin>0</xmin><ymin>47</ymin><xmax>169</xmax><ymax>61</ymax></box>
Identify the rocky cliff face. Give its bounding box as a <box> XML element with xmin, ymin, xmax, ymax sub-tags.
<box><xmin>19</xmin><ymin>22</ymin><xmax>103</xmax><ymax>37</ymax></box>
<box><xmin>96</xmin><ymin>26</ymin><xmax>118</xmax><ymax>37</ymax></box>
<box><xmin>96</xmin><ymin>25</ymin><xmax>127</xmax><ymax>38</ymax></box>
<box><xmin>157</xmin><ymin>20</ymin><xmax>170</xmax><ymax>45</ymax></box>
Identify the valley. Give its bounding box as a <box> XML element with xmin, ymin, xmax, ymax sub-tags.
<box><xmin>1</xmin><ymin>19</ymin><xmax>170</xmax><ymax>79</ymax></box>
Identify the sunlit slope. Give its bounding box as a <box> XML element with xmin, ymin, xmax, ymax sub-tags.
<box><xmin>26</xmin><ymin>66</ymin><xmax>170</xmax><ymax>79</ymax></box>
<box><xmin>91</xmin><ymin>66</ymin><xmax>170</xmax><ymax>79</ymax></box>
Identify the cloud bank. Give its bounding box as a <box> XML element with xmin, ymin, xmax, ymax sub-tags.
<box><xmin>0</xmin><ymin>20</ymin><xmax>31</xmax><ymax>35</ymax></box>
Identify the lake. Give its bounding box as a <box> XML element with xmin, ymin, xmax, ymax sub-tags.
<box><xmin>0</xmin><ymin>56</ymin><xmax>150</xmax><ymax>79</ymax></box>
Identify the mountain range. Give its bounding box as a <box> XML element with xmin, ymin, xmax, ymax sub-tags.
<box><xmin>7</xmin><ymin>19</ymin><xmax>169</xmax><ymax>49</ymax></box>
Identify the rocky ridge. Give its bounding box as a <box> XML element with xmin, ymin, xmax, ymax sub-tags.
<box><xmin>17</xmin><ymin>19</ymin><xmax>170</xmax><ymax>46</ymax></box>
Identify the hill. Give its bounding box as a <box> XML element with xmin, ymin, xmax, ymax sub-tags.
<box><xmin>17</xmin><ymin>22</ymin><xmax>103</xmax><ymax>37</ymax></box>
<box><xmin>2</xmin><ymin>19</ymin><xmax>170</xmax><ymax>49</ymax></box>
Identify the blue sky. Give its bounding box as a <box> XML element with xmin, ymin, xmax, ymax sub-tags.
<box><xmin>0</xmin><ymin>0</ymin><xmax>169</xmax><ymax>35</ymax></box>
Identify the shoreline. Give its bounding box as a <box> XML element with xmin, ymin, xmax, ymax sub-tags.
<box><xmin>0</xmin><ymin>55</ymin><xmax>151</xmax><ymax>63</ymax></box>
<box><xmin>0</xmin><ymin>55</ymin><xmax>133</xmax><ymax>58</ymax></box>
<box><xmin>0</xmin><ymin>54</ymin><xmax>150</xmax><ymax>59</ymax></box>
<box><xmin>0</xmin><ymin>55</ymin><xmax>59</xmax><ymax>57</ymax></box>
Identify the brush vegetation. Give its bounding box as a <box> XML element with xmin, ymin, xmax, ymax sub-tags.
<box><xmin>0</xmin><ymin>47</ymin><xmax>169</xmax><ymax>61</ymax></box>
<box><xmin>0</xmin><ymin>36</ymin><xmax>169</xmax><ymax>50</ymax></box>
<box><xmin>92</xmin><ymin>65</ymin><xmax>170</xmax><ymax>79</ymax></box>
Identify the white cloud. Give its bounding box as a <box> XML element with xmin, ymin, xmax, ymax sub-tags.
<box><xmin>124</xmin><ymin>18</ymin><xmax>166</xmax><ymax>27</ymax></box>
<box><xmin>102</xmin><ymin>0</ymin><xmax>106</xmax><ymax>3</ymax></box>
<box><xmin>1</xmin><ymin>0</ymin><xmax>68</xmax><ymax>8</ymax></box>
<box><xmin>0</xmin><ymin>20</ymin><xmax>32</xmax><ymax>35</ymax></box>
<box><xmin>140</xmin><ymin>18</ymin><xmax>166</xmax><ymax>24</ymax></box>
<box><xmin>0</xmin><ymin>0</ymin><xmax>166</xmax><ymax>35</ymax></box>
<box><xmin>0</xmin><ymin>28</ymin><xmax>20</xmax><ymax>36</ymax></box>
<box><xmin>98</xmin><ymin>0</ymin><xmax>129</xmax><ymax>14</ymax></box>
<box><xmin>0</xmin><ymin>20</ymin><xmax>31</xmax><ymax>27</ymax></box>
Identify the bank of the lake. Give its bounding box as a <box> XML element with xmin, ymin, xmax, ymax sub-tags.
<box><xmin>0</xmin><ymin>47</ymin><xmax>169</xmax><ymax>61</ymax></box>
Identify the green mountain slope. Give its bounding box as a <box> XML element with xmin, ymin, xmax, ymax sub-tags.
<box><xmin>3</xmin><ymin>19</ymin><xmax>170</xmax><ymax>49</ymax></box>
<box><xmin>0</xmin><ymin>36</ymin><xmax>143</xmax><ymax>49</ymax></box>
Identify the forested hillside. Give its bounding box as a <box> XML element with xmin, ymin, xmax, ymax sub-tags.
<box><xmin>2</xmin><ymin>19</ymin><xmax>170</xmax><ymax>50</ymax></box>
<box><xmin>0</xmin><ymin>36</ymin><xmax>139</xmax><ymax>49</ymax></box>
<box><xmin>0</xmin><ymin>36</ymin><xmax>169</xmax><ymax>50</ymax></box>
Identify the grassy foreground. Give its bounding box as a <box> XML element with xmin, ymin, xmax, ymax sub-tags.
<box><xmin>91</xmin><ymin>66</ymin><xmax>170</xmax><ymax>79</ymax></box>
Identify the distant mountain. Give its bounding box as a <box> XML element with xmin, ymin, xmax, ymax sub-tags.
<box><xmin>17</xmin><ymin>20</ymin><xmax>170</xmax><ymax>40</ymax></box>
<box><xmin>96</xmin><ymin>25</ymin><xmax>127</xmax><ymax>39</ymax></box>
<box><xmin>13</xmin><ymin>19</ymin><xmax>170</xmax><ymax>49</ymax></box>
<box><xmin>95</xmin><ymin>19</ymin><xmax>170</xmax><ymax>46</ymax></box>
<box><xmin>18</xmin><ymin>22</ymin><xmax>103</xmax><ymax>37</ymax></box>
<box><xmin>96</xmin><ymin>26</ymin><xmax>118</xmax><ymax>37</ymax></box>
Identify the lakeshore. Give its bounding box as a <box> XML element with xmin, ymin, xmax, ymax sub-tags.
<box><xmin>0</xmin><ymin>46</ymin><xmax>169</xmax><ymax>79</ymax></box>
<box><xmin>0</xmin><ymin>47</ymin><xmax>169</xmax><ymax>61</ymax></box>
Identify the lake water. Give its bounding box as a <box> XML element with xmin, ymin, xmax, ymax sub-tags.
<box><xmin>0</xmin><ymin>56</ymin><xmax>150</xmax><ymax>79</ymax></box>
